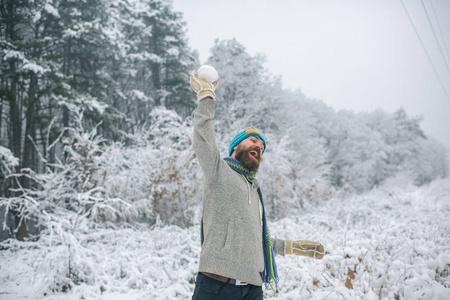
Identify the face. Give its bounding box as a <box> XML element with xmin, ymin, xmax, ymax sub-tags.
<box><xmin>232</xmin><ymin>136</ymin><xmax>265</xmax><ymax>172</ymax></box>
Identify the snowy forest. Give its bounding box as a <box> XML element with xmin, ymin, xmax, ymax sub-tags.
<box><xmin>1</xmin><ymin>0</ymin><xmax>449</xmax><ymax>299</ymax></box>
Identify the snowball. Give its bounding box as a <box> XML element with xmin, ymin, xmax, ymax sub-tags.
<box><xmin>197</xmin><ymin>65</ymin><xmax>218</xmax><ymax>83</ymax></box>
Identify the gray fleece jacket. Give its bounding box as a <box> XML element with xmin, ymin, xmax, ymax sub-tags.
<box><xmin>193</xmin><ymin>98</ymin><xmax>285</xmax><ymax>286</ymax></box>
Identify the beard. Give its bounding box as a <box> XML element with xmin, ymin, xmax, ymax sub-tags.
<box><xmin>234</xmin><ymin>146</ymin><xmax>263</xmax><ymax>172</ymax></box>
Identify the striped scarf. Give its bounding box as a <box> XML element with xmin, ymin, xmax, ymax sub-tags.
<box><xmin>224</xmin><ymin>157</ymin><xmax>278</xmax><ymax>288</ymax></box>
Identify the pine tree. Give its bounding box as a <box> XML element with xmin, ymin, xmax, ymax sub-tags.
<box><xmin>105</xmin><ymin>0</ymin><xmax>196</xmax><ymax>134</ymax></box>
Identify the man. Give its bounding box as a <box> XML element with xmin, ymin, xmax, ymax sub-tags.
<box><xmin>190</xmin><ymin>67</ymin><xmax>324</xmax><ymax>300</ymax></box>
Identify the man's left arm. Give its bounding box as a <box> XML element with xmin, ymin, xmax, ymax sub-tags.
<box><xmin>272</xmin><ymin>238</ymin><xmax>286</xmax><ymax>256</ymax></box>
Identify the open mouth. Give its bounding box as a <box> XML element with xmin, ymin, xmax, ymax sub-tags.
<box><xmin>249</xmin><ymin>150</ymin><xmax>259</xmax><ymax>161</ymax></box>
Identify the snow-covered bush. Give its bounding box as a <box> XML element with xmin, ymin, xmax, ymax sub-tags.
<box><xmin>0</xmin><ymin>146</ymin><xmax>19</xmax><ymax>197</ymax></box>
<box><xmin>1</xmin><ymin>177</ymin><xmax>448</xmax><ymax>299</ymax></box>
<box><xmin>0</xmin><ymin>146</ymin><xmax>19</xmax><ymax>174</ymax></box>
<box><xmin>0</xmin><ymin>111</ymin><xmax>130</xmax><ymax>291</ymax></box>
<box><xmin>98</xmin><ymin>107</ymin><xmax>201</xmax><ymax>226</ymax></box>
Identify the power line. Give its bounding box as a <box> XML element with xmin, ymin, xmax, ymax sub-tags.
<box><xmin>400</xmin><ymin>0</ymin><xmax>450</xmax><ymax>100</ymax></box>
<box><xmin>429</xmin><ymin>0</ymin><xmax>450</xmax><ymax>65</ymax></box>
<box><xmin>420</xmin><ymin>0</ymin><xmax>450</xmax><ymax>74</ymax></box>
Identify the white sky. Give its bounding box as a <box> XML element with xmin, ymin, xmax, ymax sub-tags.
<box><xmin>172</xmin><ymin>0</ymin><xmax>450</xmax><ymax>150</ymax></box>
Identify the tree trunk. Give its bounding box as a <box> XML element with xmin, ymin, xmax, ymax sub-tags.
<box><xmin>151</xmin><ymin>62</ymin><xmax>161</xmax><ymax>107</ymax></box>
<box><xmin>8</xmin><ymin>61</ymin><xmax>21</xmax><ymax>171</ymax></box>
<box><xmin>22</xmin><ymin>71</ymin><xmax>38</xmax><ymax>188</ymax></box>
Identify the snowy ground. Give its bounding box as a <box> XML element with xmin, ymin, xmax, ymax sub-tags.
<box><xmin>1</xmin><ymin>178</ymin><xmax>449</xmax><ymax>300</ymax></box>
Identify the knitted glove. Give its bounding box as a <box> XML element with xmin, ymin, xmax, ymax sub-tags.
<box><xmin>190</xmin><ymin>68</ymin><xmax>218</xmax><ymax>101</ymax></box>
<box><xmin>285</xmin><ymin>239</ymin><xmax>324</xmax><ymax>259</ymax></box>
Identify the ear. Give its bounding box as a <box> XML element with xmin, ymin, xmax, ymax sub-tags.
<box><xmin>231</xmin><ymin>145</ymin><xmax>238</xmax><ymax>158</ymax></box>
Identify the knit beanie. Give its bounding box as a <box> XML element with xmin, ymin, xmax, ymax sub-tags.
<box><xmin>229</xmin><ymin>127</ymin><xmax>267</xmax><ymax>156</ymax></box>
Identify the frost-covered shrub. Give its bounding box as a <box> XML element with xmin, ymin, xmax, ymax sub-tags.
<box><xmin>0</xmin><ymin>146</ymin><xmax>19</xmax><ymax>198</ymax></box>
<box><xmin>0</xmin><ymin>146</ymin><xmax>19</xmax><ymax>174</ymax></box>
<box><xmin>1</xmin><ymin>177</ymin><xmax>448</xmax><ymax>299</ymax></box>
<box><xmin>97</xmin><ymin>107</ymin><xmax>201</xmax><ymax>227</ymax></box>
<box><xmin>0</xmin><ymin>111</ymin><xmax>130</xmax><ymax>291</ymax></box>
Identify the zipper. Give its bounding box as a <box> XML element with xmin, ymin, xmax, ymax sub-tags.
<box><xmin>241</xmin><ymin>174</ymin><xmax>263</xmax><ymax>225</ymax></box>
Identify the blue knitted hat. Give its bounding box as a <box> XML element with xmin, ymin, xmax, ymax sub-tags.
<box><xmin>229</xmin><ymin>127</ymin><xmax>266</xmax><ymax>156</ymax></box>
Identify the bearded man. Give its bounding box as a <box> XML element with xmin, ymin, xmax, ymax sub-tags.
<box><xmin>190</xmin><ymin>66</ymin><xmax>325</xmax><ymax>300</ymax></box>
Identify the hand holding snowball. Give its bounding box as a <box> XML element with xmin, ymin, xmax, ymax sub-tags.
<box><xmin>190</xmin><ymin>65</ymin><xmax>218</xmax><ymax>101</ymax></box>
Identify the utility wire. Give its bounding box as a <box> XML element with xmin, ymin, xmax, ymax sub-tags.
<box><xmin>420</xmin><ymin>0</ymin><xmax>450</xmax><ymax>74</ymax></box>
<box><xmin>429</xmin><ymin>0</ymin><xmax>450</xmax><ymax>65</ymax></box>
<box><xmin>400</xmin><ymin>0</ymin><xmax>450</xmax><ymax>100</ymax></box>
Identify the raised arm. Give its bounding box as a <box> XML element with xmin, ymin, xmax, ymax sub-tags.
<box><xmin>190</xmin><ymin>66</ymin><xmax>221</xmax><ymax>178</ymax></box>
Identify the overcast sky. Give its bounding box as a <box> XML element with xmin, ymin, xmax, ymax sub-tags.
<box><xmin>172</xmin><ymin>0</ymin><xmax>450</xmax><ymax>150</ymax></box>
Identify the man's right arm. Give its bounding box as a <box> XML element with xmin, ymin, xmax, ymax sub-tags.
<box><xmin>190</xmin><ymin>68</ymin><xmax>220</xmax><ymax>178</ymax></box>
<box><xmin>193</xmin><ymin>97</ymin><xmax>222</xmax><ymax>177</ymax></box>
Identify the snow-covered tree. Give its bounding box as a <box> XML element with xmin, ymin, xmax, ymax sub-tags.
<box><xmin>104</xmin><ymin>0</ymin><xmax>197</xmax><ymax>133</ymax></box>
<box><xmin>0</xmin><ymin>0</ymin><xmax>199</xmax><ymax>236</ymax></box>
<box><xmin>207</xmin><ymin>38</ymin><xmax>283</xmax><ymax>132</ymax></box>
